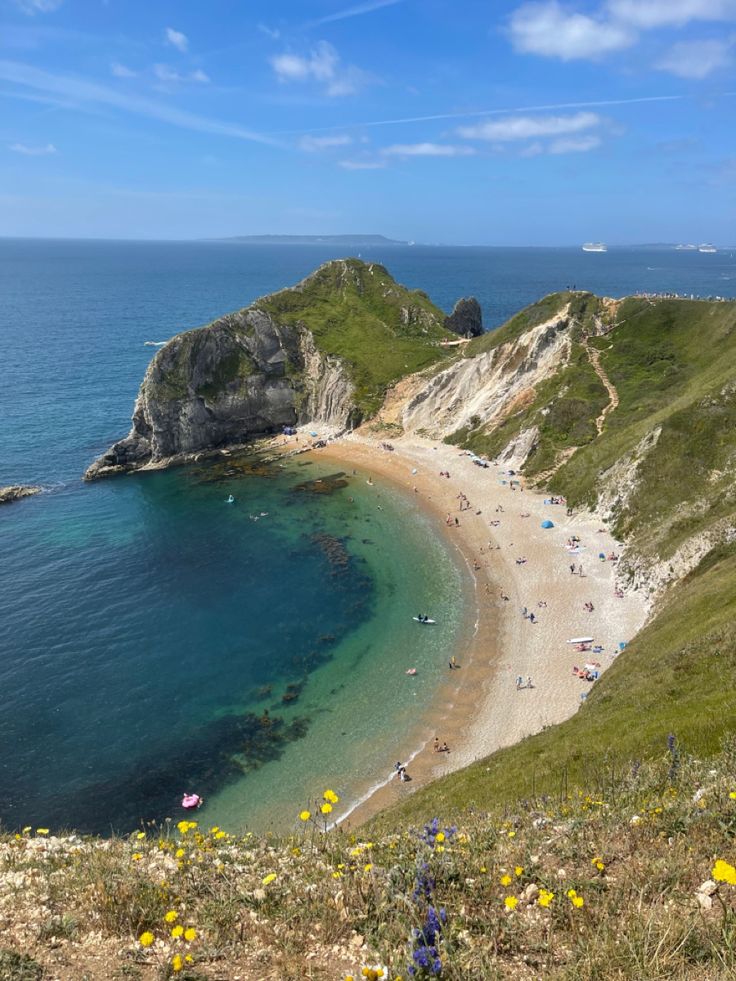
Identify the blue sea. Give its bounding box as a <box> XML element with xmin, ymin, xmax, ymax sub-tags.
<box><xmin>1</xmin><ymin>239</ymin><xmax>734</xmax><ymax>835</ymax></box>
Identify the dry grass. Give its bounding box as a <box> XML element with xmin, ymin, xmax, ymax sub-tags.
<box><xmin>3</xmin><ymin>743</ymin><xmax>736</xmax><ymax>979</ymax></box>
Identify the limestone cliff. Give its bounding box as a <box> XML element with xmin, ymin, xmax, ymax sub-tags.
<box><xmin>85</xmin><ymin>259</ymin><xmax>451</xmax><ymax>479</ymax></box>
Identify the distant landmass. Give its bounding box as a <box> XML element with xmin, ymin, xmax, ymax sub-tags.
<box><xmin>209</xmin><ymin>234</ymin><xmax>411</xmax><ymax>246</ymax></box>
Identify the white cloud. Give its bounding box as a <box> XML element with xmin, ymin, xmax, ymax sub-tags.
<box><xmin>549</xmin><ymin>134</ymin><xmax>602</xmax><ymax>152</ymax></box>
<box><xmin>165</xmin><ymin>27</ymin><xmax>188</xmax><ymax>53</ymax></box>
<box><xmin>299</xmin><ymin>134</ymin><xmax>353</xmax><ymax>151</ymax></box>
<box><xmin>338</xmin><ymin>158</ymin><xmax>385</xmax><ymax>169</ymax></box>
<box><xmin>607</xmin><ymin>0</ymin><xmax>736</xmax><ymax>29</ymax></box>
<box><xmin>509</xmin><ymin>1</ymin><xmax>635</xmax><ymax>60</ymax></box>
<box><xmin>111</xmin><ymin>62</ymin><xmax>137</xmax><ymax>78</ymax></box>
<box><xmin>9</xmin><ymin>141</ymin><xmax>57</xmax><ymax>154</ymax></box>
<box><xmin>154</xmin><ymin>64</ymin><xmax>210</xmax><ymax>84</ymax></box>
<box><xmin>12</xmin><ymin>0</ymin><xmax>63</xmax><ymax>14</ymax></box>
<box><xmin>270</xmin><ymin>41</ymin><xmax>372</xmax><ymax>96</ymax></box>
<box><xmin>655</xmin><ymin>37</ymin><xmax>735</xmax><ymax>77</ymax></box>
<box><xmin>458</xmin><ymin>111</ymin><xmax>601</xmax><ymax>141</ymax></box>
<box><xmin>381</xmin><ymin>142</ymin><xmax>476</xmax><ymax>156</ymax></box>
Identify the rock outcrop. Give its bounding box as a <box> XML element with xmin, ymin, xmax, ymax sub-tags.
<box><xmin>85</xmin><ymin>259</ymin><xmax>449</xmax><ymax>479</ymax></box>
<box><xmin>444</xmin><ymin>297</ymin><xmax>483</xmax><ymax>338</ymax></box>
<box><xmin>0</xmin><ymin>485</ymin><xmax>41</xmax><ymax>505</ymax></box>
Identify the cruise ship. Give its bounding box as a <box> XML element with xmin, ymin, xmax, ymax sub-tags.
<box><xmin>698</xmin><ymin>243</ymin><xmax>717</xmax><ymax>253</ymax></box>
<box><xmin>582</xmin><ymin>242</ymin><xmax>607</xmax><ymax>252</ymax></box>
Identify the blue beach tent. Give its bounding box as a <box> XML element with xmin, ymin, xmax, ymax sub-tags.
<box><xmin>541</xmin><ymin>519</ymin><xmax>554</xmax><ymax>529</ymax></box>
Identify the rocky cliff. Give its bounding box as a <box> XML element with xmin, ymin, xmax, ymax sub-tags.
<box><xmin>85</xmin><ymin>259</ymin><xmax>451</xmax><ymax>479</ymax></box>
<box><xmin>444</xmin><ymin>296</ymin><xmax>483</xmax><ymax>337</ymax></box>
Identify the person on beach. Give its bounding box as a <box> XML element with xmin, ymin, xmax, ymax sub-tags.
<box><xmin>455</xmin><ymin>517</ymin><xmax>459</xmax><ymax>526</ymax></box>
<box><xmin>527</xmin><ymin>676</ymin><xmax>533</xmax><ymax>689</ymax></box>
<box><xmin>440</xmin><ymin>742</ymin><xmax>450</xmax><ymax>753</ymax></box>
<box><xmin>433</xmin><ymin>737</ymin><xmax>440</xmax><ymax>752</ymax></box>
<box><xmin>449</xmin><ymin>655</ymin><xmax>458</xmax><ymax>670</ymax></box>
<box><xmin>516</xmin><ymin>675</ymin><xmax>524</xmax><ymax>690</ymax></box>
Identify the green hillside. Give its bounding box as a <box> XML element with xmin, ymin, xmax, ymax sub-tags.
<box><xmin>258</xmin><ymin>258</ymin><xmax>453</xmax><ymax>416</ymax></box>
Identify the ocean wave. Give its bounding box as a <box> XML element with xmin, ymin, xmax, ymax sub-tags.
<box><xmin>144</xmin><ymin>340</ymin><xmax>168</xmax><ymax>346</ymax></box>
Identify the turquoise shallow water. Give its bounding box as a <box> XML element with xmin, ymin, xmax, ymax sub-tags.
<box><xmin>1</xmin><ymin>239</ymin><xmax>733</xmax><ymax>834</ymax></box>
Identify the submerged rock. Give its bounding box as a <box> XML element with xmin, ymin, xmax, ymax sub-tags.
<box><xmin>0</xmin><ymin>485</ymin><xmax>41</xmax><ymax>505</ymax></box>
<box><xmin>444</xmin><ymin>297</ymin><xmax>483</xmax><ymax>338</ymax></box>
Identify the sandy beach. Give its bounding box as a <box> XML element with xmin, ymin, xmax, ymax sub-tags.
<box><xmin>292</xmin><ymin>432</ymin><xmax>647</xmax><ymax>827</ymax></box>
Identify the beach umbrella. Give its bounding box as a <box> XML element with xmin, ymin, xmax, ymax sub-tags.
<box><xmin>541</xmin><ymin>519</ymin><xmax>554</xmax><ymax>529</ymax></box>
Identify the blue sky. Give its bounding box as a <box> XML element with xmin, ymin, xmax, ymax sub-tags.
<box><xmin>1</xmin><ymin>0</ymin><xmax>735</xmax><ymax>243</ymax></box>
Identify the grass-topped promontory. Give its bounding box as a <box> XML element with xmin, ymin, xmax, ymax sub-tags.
<box><xmin>257</xmin><ymin>259</ymin><xmax>454</xmax><ymax>416</ymax></box>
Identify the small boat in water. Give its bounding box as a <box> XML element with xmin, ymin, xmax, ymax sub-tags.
<box><xmin>413</xmin><ymin>616</ymin><xmax>436</xmax><ymax>624</ymax></box>
<box><xmin>226</xmin><ymin>494</ymin><xmax>235</xmax><ymax>504</ymax></box>
<box><xmin>699</xmin><ymin>243</ymin><xmax>717</xmax><ymax>253</ymax></box>
<box><xmin>582</xmin><ymin>242</ymin><xmax>607</xmax><ymax>253</ymax></box>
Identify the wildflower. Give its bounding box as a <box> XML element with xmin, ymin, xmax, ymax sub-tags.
<box><xmin>132</xmin><ymin>852</ymin><xmax>143</xmax><ymax>861</ymax></box>
<box><xmin>36</xmin><ymin>828</ymin><xmax>49</xmax><ymax>836</ymax></box>
<box><xmin>435</xmin><ymin>832</ymin><xmax>445</xmax><ymax>843</ymax></box>
<box><xmin>262</xmin><ymin>872</ymin><xmax>277</xmax><ymax>885</ymax></box>
<box><xmin>175</xmin><ymin>848</ymin><xmax>185</xmax><ymax>859</ymax></box>
<box><xmin>136</xmin><ymin>831</ymin><xmax>146</xmax><ymax>840</ymax></box>
<box><xmin>184</xmin><ymin>927</ymin><xmax>197</xmax><ymax>942</ymax></box>
<box><xmin>171</xmin><ymin>925</ymin><xmax>184</xmax><ymax>939</ymax></box>
<box><xmin>299</xmin><ymin>810</ymin><xmax>311</xmax><ymax>821</ymax></box>
<box><xmin>730</xmin><ymin>792</ymin><xmax>736</xmax><ymax>800</ymax></box>
<box><xmin>139</xmin><ymin>931</ymin><xmax>155</xmax><ymax>947</ymax></box>
<box><xmin>500</xmin><ymin>874</ymin><xmax>512</xmax><ymax>886</ymax></box>
<box><xmin>323</xmin><ymin>789</ymin><xmax>340</xmax><ymax>804</ymax></box>
<box><xmin>214</xmin><ymin>830</ymin><xmax>227</xmax><ymax>840</ymax></box>
<box><xmin>185</xmin><ymin>954</ymin><xmax>194</xmax><ymax>964</ymax></box>
<box><xmin>538</xmin><ymin>888</ymin><xmax>555</xmax><ymax>908</ymax></box>
<box><xmin>567</xmin><ymin>888</ymin><xmax>584</xmax><ymax>908</ymax></box>
<box><xmin>364</xmin><ymin>863</ymin><xmax>373</xmax><ymax>872</ymax></box>
<box><xmin>515</xmin><ymin>866</ymin><xmax>523</xmax><ymax>877</ymax></box>
<box><xmin>591</xmin><ymin>856</ymin><xmax>605</xmax><ymax>871</ymax></box>
<box><xmin>22</xmin><ymin>826</ymin><xmax>31</xmax><ymax>834</ymax></box>
<box><xmin>164</xmin><ymin>911</ymin><xmax>178</xmax><ymax>923</ymax></box>
<box><xmin>504</xmin><ymin>896</ymin><xmax>518</xmax><ymax>911</ymax></box>
<box><xmin>712</xmin><ymin>860</ymin><xmax>736</xmax><ymax>885</ymax></box>
<box><xmin>507</xmin><ymin>830</ymin><xmax>516</xmax><ymax>838</ymax></box>
<box><xmin>321</xmin><ymin>802</ymin><xmax>333</xmax><ymax>815</ymax></box>
<box><xmin>171</xmin><ymin>953</ymin><xmax>183</xmax><ymax>973</ymax></box>
<box><xmin>176</xmin><ymin>820</ymin><xmax>190</xmax><ymax>834</ymax></box>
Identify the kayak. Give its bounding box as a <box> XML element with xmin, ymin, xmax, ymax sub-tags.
<box><xmin>413</xmin><ymin>617</ymin><xmax>436</xmax><ymax>624</ymax></box>
<box><xmin>567</xmin><ymin>636</ymin><xmax>593</xmax><ymax>644</ymax></box>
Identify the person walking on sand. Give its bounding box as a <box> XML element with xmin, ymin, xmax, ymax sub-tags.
<box><xmin>516</xmin><ymin>675</ymin><xmax>524</xmax><ymax>690</ymax></box>
<box><xmin>527</xmin><ymin>676</ymin><xmax>533</xmax><ymax>689</ymax></box>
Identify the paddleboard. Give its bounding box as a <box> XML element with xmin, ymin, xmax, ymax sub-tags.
<box><xmin>412</xmin><ymin>617</ymin><xmax>436</xmax><ymax>624</ymax></box>
<box><xmin>567</xmin><ymin>636</ymin><xmax>593</xmax><ymax>644</ymax></box>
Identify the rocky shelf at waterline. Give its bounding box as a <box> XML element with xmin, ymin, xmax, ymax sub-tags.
<box><xmin>85</xmin><ymin>259</ymin><xmax>456</xmax><ymax>480</ymax></box>
<box><xmin>0</xmin><ymin>485</ymin><xmax>41</xmax><ymax>505</ymax></box>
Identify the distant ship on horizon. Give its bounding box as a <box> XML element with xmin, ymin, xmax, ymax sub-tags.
<box><xmin>675</xmin><ymin>244</ymin><xmax>698</xmax><ymax>251</ymax></box>
<box><xmin>582</xmin><ymin>242</ymin><xmax>607</xmax><ymax>253</ymax></box>
<box><xmin>699</xmin><ymin>243</ymin><xmax>717</xmax><ymax>253</ymax></box>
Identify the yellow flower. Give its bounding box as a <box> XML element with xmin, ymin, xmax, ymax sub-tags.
<box><xmin>177</xmin><ymin>820</ymin><xmax>190</xmax><ymax>834</ymax></box>
<box><xmin>500</xmin><ymin>873</ymin><xmax>512</xmax><ymax>887</ymax></box>
<box><xmin>22</xmin><ymin>826</ymin><xmax>31</xmax><ymax>834</ymax></box>
<box><xmin>504</xmin><ymin>895</ymin><xmax>518</xmax><ymax>911</ymax></box>
<box><xmin>136</xmin><ymin>831</ymin><xmax>146</xmax><ymax>840</ymax></box>
<box><xmin>171</xmin><ymin>925</ymin><xmax>184</xmax><ymax>939</ymax></box>
<box><xmin>209</xmin><ymin>826</ymin><xmax>219</xmax><ymax>834</ymax></box>
<box><xmin>572</xmin><ymin>895</ymin><xmax>585</xmax><ymax>908</ymax></box>
<box><xmin>185</xmin><ymin>955</ymin><xmax>194</xmax><ymax>964</ymax></box>
<box><xmin>538</xmin><ymin>888</ymin><xmax>555</xmax><ymax>908</ymax></box>
<box><xmin>364</xmin><ymin>863</ymin><xmax>373</xmax><ymax>872</ymax></box>
<box><xmin>729</xmin><ymin>791</ymin><xmax>736</xmax><ymax>800</ymax></box>
<box><xmin>36</xmin><ymin>828</ymin><xmax>49</xmax><ymax>836</ymax></box>
<box><xmin>139</xmin><ymin>931</ymin><xmax>155</xmax><ymax>948</ymax></box>
<box><xmin>514</xmin><ymin>866</ymin><xmax>524</xmax><ymax>877</ymax></box>
<box><xmin>479</xmin><ymin>866</ymin><xmax>487</xmax><ymax>874</ymax></box>
<box><xmin>435</xmin><ymin>845</ymin><xmax>445</xmax><ymax>853</ymax></box>
<box><xmin>507</xmin><ymin>830</ymin><xmax>516</xmax><ymax>838</ymax></box>
<box><xmin>713</xmin><ymin>860</ymin><xmax>736</xmax><ymax>885</ymax></box>
<box><xmin>299</xmin><ymin>810</ymin><xmax>311</xmax><ymax>821</ymax></box>
<box><xmin>321</xmin><ymin>802</ymin><xmax>333</xmax><ymax>815</ymax></box>
<box><xmin>171</xmin><ymin>953</ymin><xmax>183</xmax><ymax>973</ymax></box>
<box><xmin>164</xmin><ymin>911</ymin><xmax>178</xmax><ymax>924</ymax></box>
<box><xmin>214</xmin><ymin>830</ymin><xmax>227</xmax><ymax>840</ymax></box>
<box><xmin>262</xmin><ymin>872</ymin><xmax>277</xmax><ymax>885</ymax></box>
<box><xmin>332</xmin><ymin>871</ymin><xmax>343</xmax><ymax>879</ymax></box>
<box><xmin>175</xmin><ymin>848</ymin><xmax>185</xmax><ymax>859</ymax></box>
<box><xmin>323</xmin><ymin>789</ymin><xmax>340</xmax><ymax>804</ymax></box>
<box><xmin>435</xmin><ymin>832</ymin><xmax>445</xmax><ymax>843</ymax></box>
<box><xmin>184</xmin><ymin>927</ymin><xmax>197</xmax><ymax>942</ymax></box>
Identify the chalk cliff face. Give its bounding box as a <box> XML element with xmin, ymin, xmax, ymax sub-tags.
<box><xmin>85</xmin><ymin>259</ymin><xmax>450</xmax><ymax>479</ymax></box>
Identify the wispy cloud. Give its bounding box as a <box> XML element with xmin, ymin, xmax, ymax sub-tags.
<box><xmin>607</xmin><ymin>0</ymin><xmax>736</xmax><ymax>30</ymax></box>
<box><xmin>381</xmin><ymin>142</ymin><xmax>475</xmax><ymax>156</ymax></box>
<box><xmin>458</xmin><ymin>111</ymin><xmax>600</xmax><ymax>141</ymax></box>
<box><xmin>270</xmin><ymin>40</ymin><xmax>374</xmax><ymax>96</ymax></box>
<box><xmin>656</xmin><ymin>37</ymin><xmax>735</xmax><ymax>78</ymax></box>
<box><xmin>508</xmin><ymin>1</ymin><xmax>635</xmax><ymax>60</ymax></box>
<box><xmin>9</xmin><ymin>141</ymin><xmax>57</xmax><ymax>154</ymax></box>
<box><xmin>309</xmin><ymin>0</ymin><xmax>404</xmax><ymax>26</ymax></box>
<box><xmin>154</xmin><ymin>64</ymin><xmax>210</xmax><ymax>84</ymax></box>
<box><xmin>165</xmin><ymin>27</ymin><xmax>188</xmax><ymax>53</ymax></box>
<box><xmin>258</xmin><ymin>23</ymin><xmax>281</xmax><ymax>39</ymax></box>
<box><xmin>338</xmin><ymin>158</ymin><xmax>385</xmax><ymax>169</ymax></box>
<box><xmin>0</xmin><ymin>60</ymin><xmax>277</xmax><ymax>146</ymax></box>
<box><xmin>548</xmin><ymin>134</ymin><xmax>602</xmax><ymax>153</ymax></box>
<box><xmin>12</xmin><ymin>0</ymin><xmax>63</xmax><ymax>15</ymax></box>
<box><xmin>111</xmin><ymin>62</ymin><xmax>137</xmax><ymax>79</ymax></box>
<box><xmin>299</xmin><ymin>133</ymin><xmax>353</xmax><ymax>150</ymax></box>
